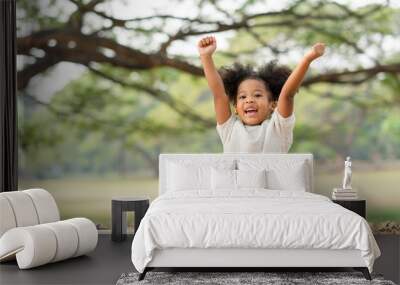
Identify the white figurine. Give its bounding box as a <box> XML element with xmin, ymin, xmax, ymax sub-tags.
<box><xmin>342</xmin><ymin>156</ymin><xmax>352</xmax><ymax>190</ymax></box>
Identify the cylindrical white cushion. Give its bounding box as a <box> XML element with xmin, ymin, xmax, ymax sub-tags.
<box><xmin>1</xmin><ymin>192</ymin><xmax>39</xmax><ymax>227</ymax></box>
<box><xmin>24</xmin><ymin>189</ymin><xmax>60</xmax><ymax>223</ymax></box>
<box><xmin>0</xmin><ymin>218</ymin><xmax>98</xmax><ymax>269</ymax></box>
<box><xmin>0</xmin><ymin>196</ymin><xmax>17</xmax><ymax>237</ymax></box>
<box><xmin>42</xmin><ymin>221</ymin><xmax>79</xmax><ymax>262</ymax></box>
<box><xmin>0</xmin><ymin>189</ymin><xmax>60</xmax><ymax>239</ymax></box>
<box><xmin>64</xmin><ymin>218</ymin><xmax>98</xmax><ymax>257</ymax></box>
<box><xmin>0</xmin><ymin>226</ymin><xmax>57</xmax><ymax>269</ymax></box>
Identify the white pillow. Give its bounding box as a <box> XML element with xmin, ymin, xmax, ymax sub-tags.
<box><xmin>267</xmin><ymin>164</ymin><xmax>307</xmax><ymax>191</ymax></box>
<box><xmin>238</xmin><ymin>159</ymin><xmax>308</xmax><ymax>191</ymax></box>
<box><xmin>211</xmin><ymin>168</ymin><xmax>267</xmax><ymax>190</ymax></box>
<box><xmin>236</xmin><ymin>169</ymin><xmax>267</xmax><ymax>189</ymax></box>
<box><xmin>211</xmin><ymin>168</ymin><xmax>236</xmax><ymax>190</ymax></box>
<box><xmin>167</xmin><ymin>162</ymin><xmax>209</xmax><ymax>191</ymax></box>
<box><xmin>167</xmin><ymin>160</ymin><xmax>235</xmax><ymax>191</ymax></box>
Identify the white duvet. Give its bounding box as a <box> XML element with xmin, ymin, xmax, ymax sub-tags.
<box><xmin>131</xmin><ymin>189</ymin><xmax>380</xmax><ymax>273</ymax></box>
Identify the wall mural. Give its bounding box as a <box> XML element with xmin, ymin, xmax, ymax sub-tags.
<box><xmin>17</xmin><ymin>0</ymin><xmax>400</xmax><ymax>231</ymax></box>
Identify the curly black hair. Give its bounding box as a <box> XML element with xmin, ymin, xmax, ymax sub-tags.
<box><xmin>218</xmin><ymin>60</ymin><xmax>291</xmax><ymax>105</ymax></box>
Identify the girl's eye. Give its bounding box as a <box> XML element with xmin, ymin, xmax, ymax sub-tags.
<box><xmin>239</xmin><ymin>95</ymin><xmax>246</xmax><ymax>99</ymax></box>
<box><xmin>255</xmin><ymin>94</ymin><xmax>262</xmax><ymax>97</ymax></box>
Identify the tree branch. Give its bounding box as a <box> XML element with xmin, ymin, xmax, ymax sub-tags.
<box><xmin>17</xmin><ymin>29</ymin><xmax>204</xmax><ymax>87</ymax></box>
<box><xmin>303</xmin><ymin>63</ymin><xmax>400</xmax><ymax>86</ymax></box>
<box><xmin>17</xmin><ymin>56</ymin><xmax>61</xmax><ymax>89</ymax></box>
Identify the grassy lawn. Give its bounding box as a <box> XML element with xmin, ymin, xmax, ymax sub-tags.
<box><xmin>20</xmin><ymin>176</ymin><xmax>159</xmax><ymax>229</ymax></box>
<box><xmin>20</xmin><ymin>169</ymin><xmax>400</xmax><ymax>229</ymax></box>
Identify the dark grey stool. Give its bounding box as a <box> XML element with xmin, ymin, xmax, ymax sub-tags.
<box><xmin>111</xmin><ymin>197</ymin><xmax>149</xmax><ymax>242</ymax></box>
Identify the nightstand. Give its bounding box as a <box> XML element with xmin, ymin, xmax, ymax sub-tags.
<box><xmin>332</xmin><ymin>199</ymin><xmax>366</xmax><ymax>218</ymax></box>
<box><xmin>111</xmin><ymin>197</ymin><xmax>150</xmax><ymax>242</ymax></box>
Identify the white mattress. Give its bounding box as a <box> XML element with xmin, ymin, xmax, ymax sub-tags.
<box><xmin>131</xmin><ymin>190</ymin><xmax>380</xmax><ymax>273</ymax></box>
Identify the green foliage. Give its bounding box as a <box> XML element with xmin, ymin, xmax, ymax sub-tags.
<box><xmin>17</xmin><ymin>0</ymin><xmax>68</xmax><ymax>33</ymax></box>
<box><xmin>293</xmin><ymin>141</ymin><xmax>336</xmax><ymax>160</ymax></box>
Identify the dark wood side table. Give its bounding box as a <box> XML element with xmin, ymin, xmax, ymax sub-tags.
<box><xmin>332</xmin><ymin>199</ymin><xmax>366</xmax><ymax>218</ymax></box>
<box><xmin>112</xmin><ymin>197</ymin><xmax>149</xmax><ymax>242</ymax></box>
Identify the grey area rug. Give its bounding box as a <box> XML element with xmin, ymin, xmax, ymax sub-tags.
<box><xmin>116</xmin><ymin>271</ymin><xmax>396</xmax><ymax>285</ymax></box>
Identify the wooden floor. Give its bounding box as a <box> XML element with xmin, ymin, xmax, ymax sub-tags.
<box><xmin>0</xmin><ymin>234</ymin><xmax>134</xmax><ymax>285</ymax></box>
<box><xmin>0</xmin><ymin>234</ymin><xmax>398</xmax><ymax>285</ymax></box>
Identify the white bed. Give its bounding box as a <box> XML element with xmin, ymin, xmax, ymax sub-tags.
<box><xmin>131</xmin><ymin>153</ymin><xmax>380</xmax><ymax>281</ymax></box>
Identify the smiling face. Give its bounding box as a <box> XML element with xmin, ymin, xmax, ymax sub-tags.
<box><xmin>235</xmin><ymin>78</ymin><xmax>276</xmax><ymax>125</ymax></box>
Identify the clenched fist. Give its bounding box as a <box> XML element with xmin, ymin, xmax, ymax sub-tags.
<box><xmin>305</xmin><ymin>42</ymin><xmax>326</xmax><ymax>61</ymax></box>
<box><xmin>198</xmin><ymin>36</ymin><xmax>217</xmax><ymax>56</ymax></box>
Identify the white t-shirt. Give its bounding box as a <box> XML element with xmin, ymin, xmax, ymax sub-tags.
<box><xmin>216</xmin><ymin>109</ymin><xmax>295</xmax><ymax>153</ymax></box>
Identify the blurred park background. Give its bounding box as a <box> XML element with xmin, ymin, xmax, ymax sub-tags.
<box><xmin>17</xmin><ymin>0</ymin><xmax>400</xmax><ymax>229</ymax></box>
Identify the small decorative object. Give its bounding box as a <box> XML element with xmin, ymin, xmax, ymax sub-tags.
<box><xmin>332</xmin><ymin>156</ymin><xmax>358</xmax><ymax>200</ymax></box>
<box><xmin>342</xmin><ymin>156</ymin><xmax>352</xmax><ymax>190</ymax></box>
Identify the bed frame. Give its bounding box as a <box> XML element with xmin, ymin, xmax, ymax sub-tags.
<box><xmin>138</xmin><ymin>153</ymin><xmax>371</xmax><ymax>281</ymax></box>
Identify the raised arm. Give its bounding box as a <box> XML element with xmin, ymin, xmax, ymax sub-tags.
<box><xmin>198</xmin><ymin>36</ymin><xmax>231</xmax><ymax>124</ymax></box>
<box><xmin>277</xmin><ymin>43</ymin><xmax>325</xmax><ymax>118</ymax></box>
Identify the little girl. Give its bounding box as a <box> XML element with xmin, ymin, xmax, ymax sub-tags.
<box><xmin>198</xmin><ymin>36</ymin><xmax>325</xmax><ymax>153</ymax></box>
